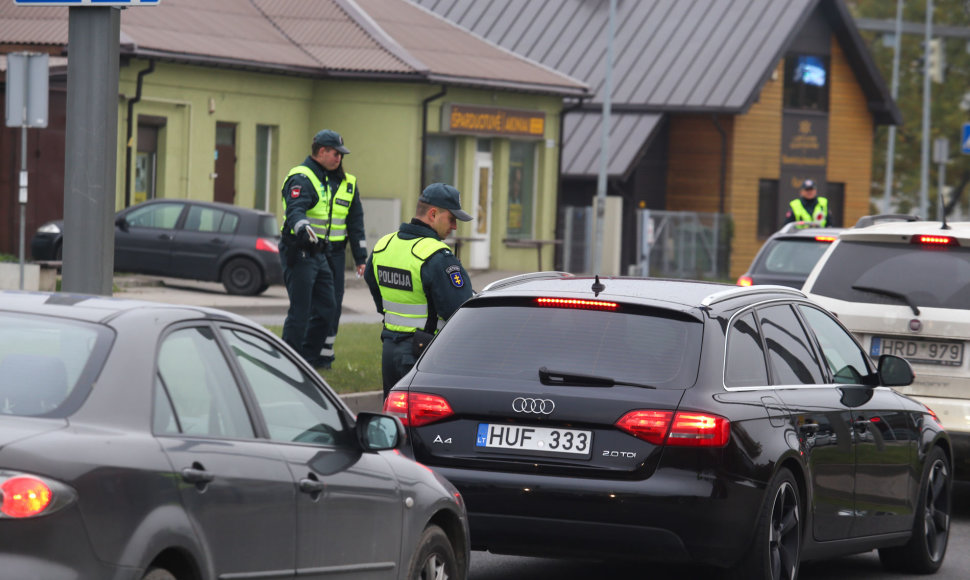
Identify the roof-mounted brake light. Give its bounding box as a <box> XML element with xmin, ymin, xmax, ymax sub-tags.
<box><xmin>535</xmin><ymin>297</ymin><xmax>618</xmax><ymax>311</ymax></box>
<box><xmin>912</xmin><ymin>234</ymin><xmax>958</xmax><ymax>247</ymax></box>
<box><xmin>814</xmin><ymin>235</ymin><xmax>837</xmax><ymax>242</ymax></box>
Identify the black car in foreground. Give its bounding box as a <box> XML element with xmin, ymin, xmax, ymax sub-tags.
<box><xmin>30</xmin><ymin>199</ymin><xmax>284</xmax><ymax>295</ymax></box>
<box><xmin>0</xmin><ymin>290</ymin><xmax>469</xmax><ymax>580</ymax></box>
<box><xmin>385</xmin><ymin>273</ymin><xmax>952</xmax><ymax>579</ymax></box>
<box><xmin>737</xmin><ymin>223</ymin><xmax>844</xmax><ymax>288</ymax></box>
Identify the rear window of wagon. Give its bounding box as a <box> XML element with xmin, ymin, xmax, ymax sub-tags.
<box><xmin>811</xmin><ymin>240</ymin><xmax>970</xmax><ymax>309</ymax></box>
<box><xmin>418</xmin><ymin>302</ymin><xmax>703</xmax><ymax>389</ymax></box>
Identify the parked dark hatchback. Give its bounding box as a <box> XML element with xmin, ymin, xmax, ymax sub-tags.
<box><xmin>0</xmin><ymin>291</ymin><xmax>469</xmax><ymax>580</ymax></box>
<box><xmin>385</xmin><ymin>273</ymin><xmax>952</xmax><ymax>579</ymax></box>
<box><xmin>30</xmin><ymin>199</ymin><xmax>284</xmax><ymax>295</ymax></box>
<box><xmin>737</xmin><ymin>223</ymin><xmax>843</xmax><ymax>288</ymax></box>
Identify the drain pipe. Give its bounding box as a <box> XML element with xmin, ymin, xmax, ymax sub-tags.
<box><xmin>711</xmin><ymin>114</ymin><xmax>727</xmax><ymax>214</ymax></box>
<box><xmin>125</xmin><ymin>60</ymin><xmax>155</xmax><ymax>208</ymax></box>
<box><xmin>420</xmin><ymin>86</ymin><xmax>447</xmax><ymax>190</ymax></box>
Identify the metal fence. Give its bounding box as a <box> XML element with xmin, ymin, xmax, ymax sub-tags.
<box><xmin>560</xmin><ymin>206</ymin><xmax>730</xmax><ymax>280</ymax></box>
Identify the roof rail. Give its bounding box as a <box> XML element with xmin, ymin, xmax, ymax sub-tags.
<box><xmin>481</xmin><ymin>271</ymin><xmax>574</xmax><ymax>293</ymax></box>
<box><xmin>701</xmin><ymin>285</ymin><xmax>806</xmax><ymax>307</ymax></box>
<box><xmin>853</xmin><ymin>213</ymin><xmax>920</xmax><ymax>228</ymax></box>
<box><xmin>776</xmin><ymin>221</ymin><xmax>824</xmax><ymax>234</ymax></box>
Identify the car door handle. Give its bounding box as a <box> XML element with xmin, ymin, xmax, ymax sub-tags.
<box><xmin>158</xmin><ymin>233</ymin><xmax>174</xmax><ymax>241</ymax></box>
<box><xmin>299</xmin><ymin>477</ymin><xmax>326</xmax><ymax>494</ymax></box>
<box><xmin>209</xmin><ymin>238</ymin><xmax>227</xmax><ymax>245</ymax></box>
<box><xmin>180</xmin><ymin>466</ymin><xmax>214</xmax><ymax>484</ymax></box>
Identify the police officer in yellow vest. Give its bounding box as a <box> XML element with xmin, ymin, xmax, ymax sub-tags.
<box><xmin>784</xmin><ymin>179</ymin><xmax>832</xmax><ymax>228</ymax></box>
<box><xmin>280</xmin><ymin>129</ymin><xmax>367</xmax><ymax>368</ymax></box>
<box><xmin>364</xmin><ymin>183</ymin><xmax>474</xmax><ymax>398</ymax></box>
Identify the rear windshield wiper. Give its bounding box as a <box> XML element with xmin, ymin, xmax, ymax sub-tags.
<box><xmin>538</xmin><ymin>366</ymin><xmax>656</xmax><ymax>389</ymax></box>
<box><xmin>850</xmin><ymin>285</ymin><xmax>920</xmax><ymax>316</ymax></box>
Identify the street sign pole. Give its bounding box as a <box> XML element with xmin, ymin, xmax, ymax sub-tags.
<box><xmin>4</xmin><ymin>52</ymin><xmax>49</xmax><ymax>290</ymax></box>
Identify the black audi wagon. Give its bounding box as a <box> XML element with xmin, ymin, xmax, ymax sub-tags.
<box><xmin>384</xmin><ymin>273</ymin><xmax>952</xmax><ymax>580</ymax></box>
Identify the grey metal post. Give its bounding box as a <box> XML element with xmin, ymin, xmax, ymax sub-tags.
<box><xmin>919</xmin><ymin>0</ymin><xmax>933</xmax><ymax>219</ymax></box>
<box><xmin>61</xmin><ymin>7</ymin><xmax>120</xmax><ymax>295</ymax></box>
<box><xmin>19</xmin><ymin>125</ymin><xmax>27</xmax><ymax>289</ymax></box>
<box><xmin>593</xmin><ymin>0</ymin><xmax>615</xmax><ymax>274</ymax></box>
<box><xmin>935</xmin><ymin>137</ymin><xmax>948</xmax><ymax>218</ymax></box>
<box><xmin>883</xmin><ymin>0</ymin><xmax>903</xmax><ymax>213</ymax></box>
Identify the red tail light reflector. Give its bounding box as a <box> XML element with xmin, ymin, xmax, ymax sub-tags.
<box><xmin>255</xmin><ymin>237</ymin><xmax>280</xmax><ymax>253</ymax></box>
<box><xmin>736</xmin><ymin>276</ymin><xmax>753</xmax><ymax>287</ymax></box>
<box><xmin>535</xmin><ymin>297</ymin><xmax>618</xmax><ymax>311</ymax></box>
<box><xmin>814</xmin><ymin>235</ymin><xmax>836</xmax><ymax>242</ymax></box>
<box><xmin>382</xmin><ymin>392</ymin><xmax>454</xmax><ymax>427</ymax></box>
<box><xmin>616</xmin><ymin>410</ymin><xmax>730</xmax><ymax>447</ymax></box>
<box><xmin>913</xmin><ymin>234</ymin><xmax>957</xmax><ymax>247</ymax></box>
<box><xmin>1</xmin><ymin>476</ymin><xmax>52</xmax><ymax>518</ymax></box>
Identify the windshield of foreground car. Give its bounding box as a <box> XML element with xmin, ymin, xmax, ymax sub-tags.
<box><xmin>810</xmin><ymin>240</ymin><xmax>970</xmax><ymax>309</ymax></box>
<box><xmin>417</xmin><ymin>303</ymin><xmax>703</xmax><ymax>389</ymax></box>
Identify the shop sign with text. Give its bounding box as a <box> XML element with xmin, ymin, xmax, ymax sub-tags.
<box><xmin>444</xmin><ymin>104</ymin><xmax>545</xmax><ymax>138</ymax></box>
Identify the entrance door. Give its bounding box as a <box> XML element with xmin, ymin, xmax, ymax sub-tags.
<box><xmin>468</xmin><ymin>151</ymin><xmax>492</xmax><ymax>269</ymax></box>
<box><xmin>214</xmin><ymin>122</ymin><xmax>237</xmax><ymax>204</ymax></box>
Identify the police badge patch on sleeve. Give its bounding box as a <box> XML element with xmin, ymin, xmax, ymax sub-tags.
<box><xmin>290</xmin><ymin>185</ymin><xmax>302</xmax><ymax>198</ymax></box>
<box><xmin>446</xmin><ymin>264</ymin><xmax>464</xmax><ymax>288</ymax></box>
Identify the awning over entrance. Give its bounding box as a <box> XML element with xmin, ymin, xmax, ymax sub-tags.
<box><xmin>561</xmin><ymin>112</ymin><xmax>664</xmax><ymax>178</ymax></box>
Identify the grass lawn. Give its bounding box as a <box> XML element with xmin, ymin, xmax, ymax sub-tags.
<box><xmin>267</xmin><ymin>322</ymin><xmax>384</xmax><ymax>394</ymax></box>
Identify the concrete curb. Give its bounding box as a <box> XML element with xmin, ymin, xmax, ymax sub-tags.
<box><xmin>340</xmin><ymin>390</ymin><xmax>385</xmax><ymax>414</ymax></box>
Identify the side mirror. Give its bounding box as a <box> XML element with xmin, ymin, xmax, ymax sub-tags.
<box><xmin>878</xmin><ymin>354</ymin><xmax>915</xmax><ymax>387</ymax></box>
<box><xmin>115</xmin><ymin>215</ymin><xmax>129</xmax><ymax>232</ymax></box>
<box><xmin>355</xmin><ymin>412</ymin><xmax>405</xmax><ymax>451</ymax></box>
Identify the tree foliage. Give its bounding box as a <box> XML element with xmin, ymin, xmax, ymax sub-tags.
<box><xmin>848</xmin><ymin>0</ymin><xmax>970</xmax><ymax>218</ymax></box>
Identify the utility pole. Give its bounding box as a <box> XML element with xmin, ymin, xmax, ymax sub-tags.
<box><xmin>592</xmin><ymin>0</ymin><xmax>615</xmax><ymax>274</ymax></box>
<box><xmin>883</xmin><ymin>0</ymin><xmax>904</xmax><ymax>213</ymax></box>
<box><xmin>919</xmin><ymin>0</ymin><xmax>933</xmax><ymax>219</ymax></box>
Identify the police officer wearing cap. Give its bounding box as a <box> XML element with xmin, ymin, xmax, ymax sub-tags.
<box><xmin>364</xmin><ymin>183</ymin><xmax>475</xmax><ymax>398</ymax></box>
<box><xmin>280</xmin><ymin>129</ymin><xmax>367</xmax><ymax>368</ymax></box>
<box><xmin>784</xmin><ymin>179</ymin><xmax>833</xmax><ymax>228</ymax></box>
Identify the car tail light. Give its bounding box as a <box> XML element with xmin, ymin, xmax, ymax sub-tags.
<box><xmin>912</xmin><ymin>234</ymin><xmax>958</xmax><ymax>247</ymax></box>
<box><xmin>255</xmin><ymin>237</ymin><xmax>280</xmax><ymax>253</ymax></box>
<box><xmin>0</xmin><ymin>472</ymin><xmax>76</xmax><ymax>519</ymax></box>
<box><xmin>814</xmin><ymin>235</ymin><xmax>836</xmax><ymax>242</ymax></box>
<box><xmin>615</xmin><ymin>410</ymin><xmax>730</xmax><ymax>447</ymax></box>
<box><xmin>383</xmin><ymin>392</ymin><xmax>455</xmax><ymax>427</ymax></box>
<box><xmin>535</xmin><ymin>297</ymin><xmax>618</xmax><ymax>311</ymax></box>
<box><xmin>736</xmin><ymin>275</ymin><xmax>753</xmax><ymax>287</ymax></box>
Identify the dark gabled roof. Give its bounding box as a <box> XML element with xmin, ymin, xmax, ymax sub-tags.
<box><xmin>415</xmin><ymin>0</ymin><xmax>900</xmax><ymax>177</ymax></box>
<box><xmin>0</xmin><ymin>0</ymin><xmax>588</xmax><ymax>97</ymax></box>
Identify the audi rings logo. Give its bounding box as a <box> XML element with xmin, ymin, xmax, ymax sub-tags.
<box><xmin>512</xmin><ymin>397</ymin><xmax>555</xmax><ymax>415</ymax></box>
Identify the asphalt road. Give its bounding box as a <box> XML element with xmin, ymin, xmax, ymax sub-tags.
<box><xmin>468</xmin><ymin>481</ymin><xmax>970</xmax><ymax>580</ymax></box>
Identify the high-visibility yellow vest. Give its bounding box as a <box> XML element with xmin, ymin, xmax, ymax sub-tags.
<box><xmin>789</xmin><ymin>196</ymin><xmax>828</xmax><ymax>227</ymax></box>
<box><xmin>281</xmin><ymin>166</ymin><xmax>357</xmax><ymax>240</ymax></box>
<box><xmin>371</xmin><ymin>232</ymin><xmax>450</xmax><ymax>333</ymax></box>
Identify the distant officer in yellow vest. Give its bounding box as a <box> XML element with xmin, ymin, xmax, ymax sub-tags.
<box><xmin>364</xmin><ymin>183</ymin><xmax>474</xmax><ymax>398</ymax></box>
<box><xmin>279</xmin><ymin>129</ymin><xmax>367</xmax><ymax>369</ymax></box>
<box><xmin>784</xmin><ymin>179</ymin><xmax>832</xmax><ymax>228</ymax></box>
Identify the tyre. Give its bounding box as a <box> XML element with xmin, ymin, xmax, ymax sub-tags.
<box><xmin>221</xmin><ymin>257</ymin><xmax>263</xmax><ymax>295</ymax></box>
<box><xmin>878</xmin><ymin>446</ymin><xmax>951</xmax><ymax>573</ymax></box>
<box><xmin>727</xmin><ymin>468</ymin><xmax>801</xmax><ymax>580</ymax></box>
<box><xmin>141</xmin><ymin>568</ymin><xmax>176</xmax><ymax>580</ymax></box>
<box><xmin>407</xmin><ymin>525</ymin><xmax>459</xmax><ymax>580</ymax></box>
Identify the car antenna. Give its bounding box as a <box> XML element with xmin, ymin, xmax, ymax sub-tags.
<box><xmin>591</xmin><ymin>275</ymin><xmax>605</xmax><ymax>297</ymax></box>
<box><xmin>938</xmin><ymin>183</ymin><xmax>950</xmax><ymax>230</ymax></box>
